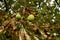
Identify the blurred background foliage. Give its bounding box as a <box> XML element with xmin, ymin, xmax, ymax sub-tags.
<box><xmin>0</xmin><ymin>0</ymin><xmax>60</xmax><ymax>40</ymax></box>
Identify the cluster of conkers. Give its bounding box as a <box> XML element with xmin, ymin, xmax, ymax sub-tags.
<box><xmin>16</xmin><ymin>13</ymin><xmax>35</xmax><ymax>21</ymax></box>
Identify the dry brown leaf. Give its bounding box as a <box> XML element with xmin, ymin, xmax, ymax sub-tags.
<box><xmin>34</xmin><ymin>36</ymin><xmax>39</xmax><ymax>40</ymax></box>
<box><xmin>22</xmin><ymin>7</ymin><xmax>25</xmax><ymax>14</ymax></box>
<box><xmin>10</xmin><ymin>18</ymin><xmax>17</xmax><ymax>30</ymax></box>
<box><xmin>3</xmin><ymin>15</ymin><xmax>8</xmax><ymax>19</ymax></box>
<box><xmin>24</xmin><ymin>30</ymin><xmax>31</xmax><ymax>40</ymax></box>
<box><xmin>33</xmin><ymin>25</ymin><xmax>38</xmax><ymax>31</ymax></box>
<box><xmin>3</xmin><ymin>20</ymin><xmax>10</xmax><ymax>26</ymax></box>
<box><xmin>21</xmin><ymin>30</ymin><xmax>25</xmax><ymax>40</ymax></box>
<box><xmin>38</xmin><ymin>29</ymin><xmax>47</xmax><ymax>38</ymax></box>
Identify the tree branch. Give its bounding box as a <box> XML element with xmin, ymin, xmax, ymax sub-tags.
<box><xmin>55</xmin><ymin>0</ymin><xmax>60</xmax><ymax>7</ymax></box>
